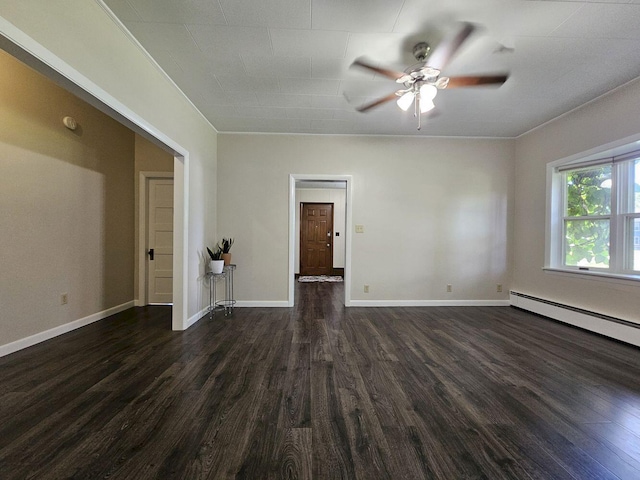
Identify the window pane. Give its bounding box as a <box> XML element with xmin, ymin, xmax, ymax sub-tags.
<box><xmin>635</xmin><ymin>160</ymin><xmax>640</xmax><ymax>213</ymax></box>
<box><xmin>633</xmin><ymin>218</ymin><xmax>640</xmax><ymax>270</ymax></box>
<box><xmin>564</xmin><ymin>219</ymin><xmax>610</xmax><ymax>267</ymax></box>
<box><xmin>566</xmin><ymin>165</ymin><xmax>612</xmax><ymax>216</ymax></box>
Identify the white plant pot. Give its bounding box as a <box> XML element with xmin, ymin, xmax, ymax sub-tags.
<box><xmin>210</xmin><ymin>260</ymin><xmax>224</xmax><ymax>274</ymax></box>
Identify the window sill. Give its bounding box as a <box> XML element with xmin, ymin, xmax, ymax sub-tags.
<box><xmin>543</xmin><ymin>267</ymin><xmax>640</xmax><ymax>286</ymax></box>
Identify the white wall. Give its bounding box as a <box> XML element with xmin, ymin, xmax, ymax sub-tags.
<box><xmin>513</xmin><ymin>78</ymin><xmax>640</xmax><ymax>324</ymax></box>
<box><xmin>0</xmin><ymin>1</ymin><xmax>218</xmax><ymax>332</ymax></box>
<box><xmin>218</xmin><ymin>133</ymin><xmax>514</xmax><ymax>304</ymax></box>
<box><xmin>295</xmin><ymin>188</ymin><xmax>346</xmax><ymax>273</ymax></box>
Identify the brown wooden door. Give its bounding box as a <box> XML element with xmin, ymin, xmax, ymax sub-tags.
<box><xmin>300</xmin><ymin>203</ymin><xmax>333</xmax><ymax>276</ymax></box>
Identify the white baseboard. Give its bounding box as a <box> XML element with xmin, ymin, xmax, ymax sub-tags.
<box><xmin>349</xmin><ymin>299</ymin><xmax>511</xmax><ymax>307</ymax></box>
<box><xmin>0</xmin><ymin>301</ymin><xmax>135</xmax><ymax>358</ymax></box>
<box><xmin>510</xmin><ymin>291</ymin><xmax>640</xmax><ymax>347</ymax></box>
<box><xmin>185</xmin><ymin>306</ymin><xmax>210</xmax><ymax>329</ymax></box>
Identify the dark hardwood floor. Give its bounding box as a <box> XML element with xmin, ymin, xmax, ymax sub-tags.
<box><xmin>2</xmin><ymin>283</ymin><xmax>640</xmax><ymax>479</ymax></box>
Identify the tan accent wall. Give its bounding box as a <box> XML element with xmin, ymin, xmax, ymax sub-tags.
<box><xmin>0</xmin><ymin>50</ymin><xmax>135</xmax><ymax>345</ymax></box>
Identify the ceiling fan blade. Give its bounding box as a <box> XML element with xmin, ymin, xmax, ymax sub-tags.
<box><xmin>356</xmin><ymin>92</ymin><xmax>401</xmax><ymax>112</ymax></box>
<box><xmin>426</xmin><ymin>22</ymin><xmax>476</xmax><ymax>71</ymax></box>
<box><xmin>446</xmin><ymin>74</ymin><xmax>508</xmax><ymax>88</ymax></box>
<box><xmin>351</xmin><ymin>58</ymin><xmax>408</xmax><ymax>82</ymax></box>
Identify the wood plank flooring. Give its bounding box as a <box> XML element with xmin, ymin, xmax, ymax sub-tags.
<box><xmin>1</xmin><ymin>283</ymin><xmax>640</xmax><ymax>479</ymax></box>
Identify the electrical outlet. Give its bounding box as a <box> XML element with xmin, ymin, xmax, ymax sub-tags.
<box><xmin>60</xmin><ymin>293</ymin><xmax>68</xmax><ymax>305</ymax></box>
<box><xmin>446</xmin><ymin>284</ymin><xmax>452</xmax><ymax>293</ymax></box>
<box><xmin>355</xmin><ymin>224</ymin><xmax>364</xmax><ymax>233</ymax></box>
<box><xmin>497</xmin><ymin>284</ymin><xmax>503</xmax><ymax>293</ymax></box>
<box><xmin>364</xmin><ymin>284</ymin><xmax>369</xmax><ymax>293</ymax></box>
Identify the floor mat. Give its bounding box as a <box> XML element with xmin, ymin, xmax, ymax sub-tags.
<box><xmin>298</xmin><ymin>275</ymin><xmax>344</xmax><ymax>283</ymax></box>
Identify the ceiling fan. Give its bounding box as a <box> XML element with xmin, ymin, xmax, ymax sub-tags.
<box><xmin>351</xmin><ymin>22</ymin><xmax>508</xmax><ymax>130</ymax></box>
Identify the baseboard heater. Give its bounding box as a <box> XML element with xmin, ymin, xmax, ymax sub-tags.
<box><xmin>510</xmin><ymin>291</ymin><xmax>640</xmax><ymax>348</ymax></box>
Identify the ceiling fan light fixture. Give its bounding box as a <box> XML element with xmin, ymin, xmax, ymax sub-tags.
<box><xmin>436</xmin><ymin>76</ymin><xmax>450</xmax><ymax>89</ymax></box>
<box><xmin>422</xmin><ymin>67</ymin><xmax>441</xmax><ymax>79</ymax></box>
<box><xmin>397</xmin><ymin>91</ymin><xmax>415</xmax><ymax>111</ymax></box>
<box><xmin>419</xmin><ymin>98</ymin><xmax>435</xmax><ymax>114</ymax></box>
<box><xmin>419</xmin><ymin>84</ymin><xmax>438</xmax><ymax>100</ymax></box>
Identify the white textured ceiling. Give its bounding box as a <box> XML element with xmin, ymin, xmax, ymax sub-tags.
<box><xmin>103</xmin><ymin>0</ymin><xmax>640</xmax><ymax>137</ymax></box>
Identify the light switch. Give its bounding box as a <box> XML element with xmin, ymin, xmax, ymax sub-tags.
<box><xmin>355</xmin><ymin>224</ymin><xmax>364</xmax><ymax>233</ymax></box>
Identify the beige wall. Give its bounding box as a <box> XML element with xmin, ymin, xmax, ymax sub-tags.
<box><xmin>0</xmin><ymin>1</ymin><xmax>218</xmax><ymax>329</ymax></box>
<box><xmin>295</xmin><ymin>188</ymin><xmax>347</xmax><ymax>273</ymax></box>
<box><xmin>513</xmin><ymin>78</ymin><xmax>640</xmax><ymax>323</ymax></box>
<box><xmin>218</xmin><ymin>133</ymin><xmax>514</xmax><ymax>303</ymax></box>
<box><xmin>0</xmin><ymin>50</ymin><xmax>134</xmax><ymax>345</ymax></box>
<box><xmin>133</xmin><ymin>134</ymin><xmax>174</xmax><ymax>302</ymax></box>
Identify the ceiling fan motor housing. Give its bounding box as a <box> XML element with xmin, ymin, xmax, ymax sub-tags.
<box><xmin>412</xmin><ymin>42</ymin><xmax>431</xmax><ymax>62</ymax></box>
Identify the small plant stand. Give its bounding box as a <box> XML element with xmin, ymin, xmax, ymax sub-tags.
<box><xmin>206</xmin><ymin>264</ymin><xmax>236</xmax><ymax>317</ymax></box>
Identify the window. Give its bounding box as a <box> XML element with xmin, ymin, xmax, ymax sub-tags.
<box><xmin>549</xmin><ymin>150</ymin><xmax>640</xmax><ymax>276</ymax></box>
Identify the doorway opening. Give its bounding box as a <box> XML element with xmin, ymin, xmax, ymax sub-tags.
<box><xmin>139</xmin><ymin>172</ymin><xmax>175</xmax><ymax>306</ymax></box>
<box><xmin>288</xmin><ymin>175</ymin><xmax>353</xmax><ymax>307</ymax></box>
<box><xmin>0</xmin><ymin>29</ymin><xmax>189</xmax><ymax>330</ymax></box>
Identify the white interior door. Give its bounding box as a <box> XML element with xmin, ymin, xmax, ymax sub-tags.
<box><xmin>147</xmin><ymin>178</ymin><xmax>174</xmax><ymax>304</ymax></box>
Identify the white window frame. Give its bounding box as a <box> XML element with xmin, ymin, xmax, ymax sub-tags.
<box><xmin>545</xmin><ymin>137</ymin><xmax>640</xmax><ymax>282</ymax></box>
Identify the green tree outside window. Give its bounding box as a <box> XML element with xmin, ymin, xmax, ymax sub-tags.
<box><xmin>564</xmin><ymin>166</ymin><xmax>611</xmax><ymax>267</ymax></box>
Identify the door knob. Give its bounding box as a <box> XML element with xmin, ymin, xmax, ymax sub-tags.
<box><xmin>148</xmin><ymin>248</ymin><xmax>154</xmax><ymax>260</ymax></box>
<box><xmin>327</xmin><ymin>243</ymin><xmax>330</xmax><ymax>247</ymax></box>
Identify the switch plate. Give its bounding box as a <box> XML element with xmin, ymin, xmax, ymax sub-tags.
<box><xmin>364</xmin><ymin>284</ymin><xmax>369</xmax><ymax>293</ymax></box>
<box><xmin>355</xmin><ymin>224</ymin><xmax>364</xmax><ymax>233</ymax></box>
<box><xmin>61</xmin><ymin>293</ymin><xmax>68</xmax><ymax>305</ymax></box>
<box><xmin>446</xmin><ymin>284</ymin><xmax>452</xmax><ymax>293</ymax></box>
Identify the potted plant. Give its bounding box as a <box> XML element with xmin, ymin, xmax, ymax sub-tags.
<box><xmin>207</xmin><ymin>245</ymin><xmax>224</xmax><ymax>274</ymax></box>
<box><xmin>221</xmin><ymin>237</ymin><xmax>234</xmax><ymax>266</ymax></box>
